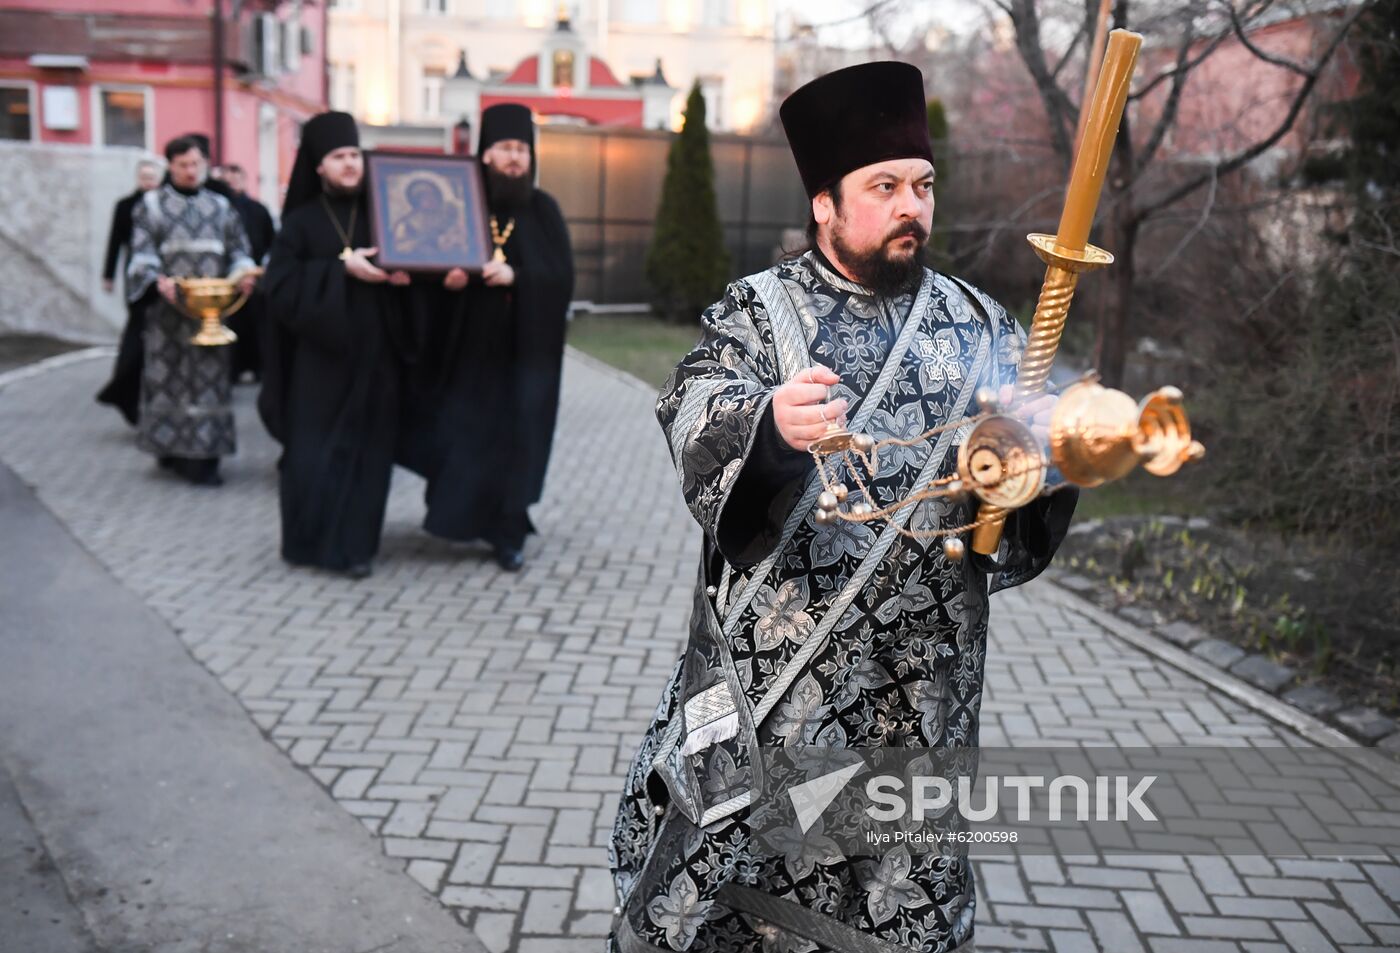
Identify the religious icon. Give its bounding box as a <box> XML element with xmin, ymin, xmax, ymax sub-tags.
<box><xmin>365</xmin><ymin>152</ymin><xmax>492</xmax><ymax>274</ymax></box>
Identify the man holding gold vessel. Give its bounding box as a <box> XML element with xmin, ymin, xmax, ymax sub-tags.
<box><xmin>126</xmin><ymin>135</ymin><xmax>258</xmax><ymax>487</ymax></box>
<box><xmin>607</xmin><ymin>62</ymin><xmax>1079</xmax><ymax>952</ymax></box>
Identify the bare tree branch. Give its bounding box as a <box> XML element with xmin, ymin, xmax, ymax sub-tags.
<box><xmin>1134</xmin><ymin>3</ymin><xmax>1366</xmax><ymax>223</ymax></box>
<box><xmin>1008</xmin><ymin>0</ymin><xmax>1080</xmax><ymax>163</ymax></box>
<box><xmin>1147</xmin><ymin>164</ymin><xmax>1217</xmax><ymax>280</ymax></box>
<box><xmin>1128</xmin><ymin>7</ymin><xmax>1248</xmax><ymax>104</ymax></box>
<box><xmin>1137</xmin><ymin>4</ymin><xmax>1201</xmax><ymax>172</ymax></box>
<box><xmin>1050</xmin><ymin>17</ymin><xmax>1091</xmax><ymax>82</ymax></box>
<box><xmin>1226</xmin><ymin>0</ymin><xmax>1313</xmax><ymax>76</ymax></box>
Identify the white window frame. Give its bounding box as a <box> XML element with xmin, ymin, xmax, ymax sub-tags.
<box><xmin>0</xmin><ymin>81</ymin><xmax>37</xmax><ymax>143</ymax></box>
<box><xmin>423</xmin><ymin>0</ymin><xmax>448</xmax><ymax>13</ymax></box>
<box><xmin>331</xmin><ymin>62</ymin><xmax>357</xmax><ymax>113</ymax></box>
<box><xmin>422</xmin><ymin>67</ymin><xmax>447</xmax><ymax>119</ymax></box>
<box><xmin>91</xmin><ymin>83</ymin><xmax>153</xmax><ymax>151</ymax></box>
<box><xmin>281</xmin><ymin>18</ymin><xmax>303</xmax><ymax>73</ymax></box>
<box><xmin>258</xmin><ymin>12</ymin><xmax>282</xmax><ymax>77</ymax></box>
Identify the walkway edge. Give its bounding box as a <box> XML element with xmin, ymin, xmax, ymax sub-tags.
<box><xmin>564</xmin><ymin>343</ymin><xmax>661</xmax><ymax>398</ymax></box>
<box><xmin>1041</xmin><ymin>578</ymin><xmax>1400</xmax><ymax>787</ymax></box>
<box><xmin>0</xmin><ymin>346</ymin><xmax>111</xmax><ymax>392</ymax></box>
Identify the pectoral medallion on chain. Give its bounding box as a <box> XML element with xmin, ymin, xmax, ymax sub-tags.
<box><xmin>490</xmin><ymin>215</ymin><xmax>515</xmax><ymax>264</ymax></box>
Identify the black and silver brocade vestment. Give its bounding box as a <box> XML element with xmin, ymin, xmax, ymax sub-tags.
<box><xmin>607</xmin><ymin>252</ymin><xmax>1077</xmax><ymax>953</ymax></box>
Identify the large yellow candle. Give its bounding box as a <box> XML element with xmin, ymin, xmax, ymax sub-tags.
<box><xmin>1055</xmin><ymin>29</ymin><xmax>1141</xmax><ymax>252</ymax></box>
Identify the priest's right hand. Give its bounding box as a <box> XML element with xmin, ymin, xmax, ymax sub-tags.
<box><xmin>157</xmin><ymin>275</ymin><xmax>178</xmax><ymax>304</ymax></box>
<box><xmin>773</xmin><ymin>365</ymin><xmax>847</xmax><ymax>452</ymax></box>
<box><xmin>344</xmin><ymin>247</ymin><xmax>390</xmax><ymax>284</ymax></box>
<box><xmin>443</xmin><ymin>268</ymin><xmax>468</xmax><ymax>291</ymax></box>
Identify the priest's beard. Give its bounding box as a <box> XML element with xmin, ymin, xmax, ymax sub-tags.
<box><xmin>830</xmin><ymin>219</ymin><xmax>929</xmax><ymax>297</ymax></box>
<box><xmin>484</xmin><ymin>165</ymin><xmax>533</xmax><ymax>214</ymax></box>
<box><xmin>321</xmin><ymin>179</ymin><xmax>364</xmax><ymax>199</ymax></box>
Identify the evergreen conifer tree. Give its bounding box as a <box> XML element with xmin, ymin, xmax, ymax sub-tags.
<box><xmin>925</xmin><ymin>97</ymin><xmax>952</xmax><ymax>268</ymax></box>
<box><xmin>645</xmin><ymin>83</ymin><xmax>730</xmax><ymax>322</ymax></box>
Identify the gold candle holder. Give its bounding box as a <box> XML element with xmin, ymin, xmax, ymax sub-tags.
<box><xmin>972</xmin><ymin>29</ymin><xmax>1142</xmax><ymax>556</ymax></box>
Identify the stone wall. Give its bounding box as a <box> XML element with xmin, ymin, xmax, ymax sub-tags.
<box><xmin>0</xmin><ymin>142</ymin><xmax>145</xmax><ymax>343</ymax></box>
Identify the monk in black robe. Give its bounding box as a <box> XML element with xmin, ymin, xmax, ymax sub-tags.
<box><xmin>222</xmin><ymin>162</ymin><xmax>278</xmax><ymax>383</ymax></box>
<box><xmin>261</xmin><ymin>112</ymin><xmax>460</xmax><ymax>578</ymax></box>
<box><xmin>412</xmin><ymin>103</ymin><xmax>574</xmax><ymax>572</ymax></box>
<box><xmin>96</xmin><ymin>158</ymin><xmax>163</xmax><ymax>425</ymax></box>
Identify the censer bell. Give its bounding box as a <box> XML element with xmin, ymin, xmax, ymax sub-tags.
<box><xmin>1049</xmin><ymin>380</ymin><xmax>1205</xmax><ymax>487</ymax></box>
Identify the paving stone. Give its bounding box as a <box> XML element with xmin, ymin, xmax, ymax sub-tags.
<box><xmin>1302</xmin><ymin>902</ymin><xmax>1374</xmax><ymax>945</ymax></box>
<box><xmin>1156</xmin><ymin>873</ymin><xmax>1215</xmax><ymax>916</ymax></box>
<box><xmin>1087</xmin><ymin>910</ymin><xmax>1147</xmax><ymax>953</ymax></box>
<box><xmin>1158</xmin><ymin>620</ymin><xmax>1210</xmax><ymax>648</ymax></box>
<box><xmin>1335</xmin><ymin>881</ymin><xmax>1400</xmax><ymax>925</ymax></box>
<box><xmin>1054</xmin><ymin>574</ymin><xmax>1098</xmax><ymax>596</ymax></box>
<box><xmin>1119</xmin><ymin>605</ymin><xmax>1161</xmax><ymax>628</ymax></box>
<box><xmin>1228</xmin><ymin>655</ymin><xmax>1297</xmax><ymax>694</ymax></box>
<box><xmin>1125</xmin><ymin>890</ymin><xmax>1182</xmax><ymax>936</ymax></box>
<box><xmin>1273</xmin><ymin>922</ymin><xmax>1341</xmax><ymax>953</ymax></box>
<box><xmin>1192</xmin><ymin>639</ymin><xmax>1248</xmax><ymax>670</ymax></box>
<box><xmin>1281</xmin><ymin>685</ymin><xmax>1345</xmax><ymax>718</ymax></box>
<box><xmin>976</xmin><ymin>925</ymin><xmax>1050</xmax><ymax>950</ymax></box>
<box><xmin>1335</xmin><ymin>707</ymin><xmax>1398</xmax><ymax>744</ymax></box>
<box><xmin>1181</xmin><ymin>917</ymin><xmax>1277</xmax><ymax>941</ymax></box>
<box><xmin>1049</xmin><ymin>929</ymin><xmax>1099</xmax><ymax>952</ymax></box>
<box><xmin>1147</xmin><ymin>941</ymin><xmax>1243</xmax><ymax>953</ymax></box>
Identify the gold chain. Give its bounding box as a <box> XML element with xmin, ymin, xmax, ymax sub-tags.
<box><xmin>807</xmin><ymin>403</ymin><xmax>1063</xmax><ymax>540</ymax></box>
<box><xmin>321</xmin><ymin>194</ymin><xmax>358</xmax><ymax>260</ymax></box>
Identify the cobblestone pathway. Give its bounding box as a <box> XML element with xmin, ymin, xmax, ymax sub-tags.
<box><xmin>1</xmin><ymin>352</ymin><xmax>1397</xmax><ymax>953</ymax></box>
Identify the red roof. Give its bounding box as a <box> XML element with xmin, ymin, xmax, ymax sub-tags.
<box><xmin>503</xmin><ymin>55</ymin><xmax>538</xmax><ymax>86</ymax></box>
<box><xmin>588</xmin><ymin>56</ymin><xmax>623</xmax><ymax>88</ymax></box>
<box><xmin>480</xmin><ymin>93</ymin><xmax>643</xmax><ymax>127</ymax></box>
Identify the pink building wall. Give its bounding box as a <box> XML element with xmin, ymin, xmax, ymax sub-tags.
<box><xmin>0</xmin><ymin>0</ymin><xmax>328</xmax><ymax>207</ymax></box>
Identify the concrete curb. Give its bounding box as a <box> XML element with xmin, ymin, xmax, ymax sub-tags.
<box><xmin>1041</xmin><ymin>577</ymin><xmax>1400</xmax><ymax>788</ymax></box>
<box><xmin>0</xmin><ymin>346</ymin><xmax>112</xmax><ymax>393</ymax></box>
<box><xmin>564</xmin><ymin>343</ymin><xmax>662</xmax><ymax>398</ymax></box>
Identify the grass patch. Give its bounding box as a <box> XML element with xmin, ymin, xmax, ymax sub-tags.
<box><xmin>567</xmin><ymin>312</ymin><xmax>700</xmax><ymax>391</ymax></box>
<box><xmin>1072</xmin><ymin>468</ymin><xmax>1208</xmax><ymax>521</ymax></box>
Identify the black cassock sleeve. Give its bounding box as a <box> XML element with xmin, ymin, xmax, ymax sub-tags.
<box><xmin>102</xmin><ymin>195</ymin><xmax>131</xmax><ymax>283</ymax></box>
<box><xmin>974</xmin><ymin>487</ymin><xmax>1079</xmax><ymax>592</ymax></box>
<box><xmin>263</xmin><ymin>212</ymin><xmax>355</xmax><ymax>354</ymax></box>
<box><xmin>715</xmin><ymin>405</ymin><xmax>814</xmax><ymax>569</ymax></box>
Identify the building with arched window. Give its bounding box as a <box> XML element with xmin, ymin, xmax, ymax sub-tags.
<box><xmin>327</xmin><ymin>0</ymin><xmax>774</xmax><ymax>133</ymax></box>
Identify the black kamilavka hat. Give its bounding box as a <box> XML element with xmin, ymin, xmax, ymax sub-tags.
<box><xmin>282</xmin><ymin>111</ymin><xmax>360</xmax><ymax>215</ymax></box>
<box><xmin>478</xmin><ymin>103</ymin><xmax>535</xmax><ymax>152</ymax></box>
<box><xmin>779</xmin><ymin>61</ymin><xmax>934</xmax><ymax>199</ymax></box>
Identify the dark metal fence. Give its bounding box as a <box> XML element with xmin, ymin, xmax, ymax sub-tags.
<box><xmin>536</xmin><ymin>125</ymin><xmax>810</xmax><ymax>306</ymax></box>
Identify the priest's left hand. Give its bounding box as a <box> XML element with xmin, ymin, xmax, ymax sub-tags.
<box><xmin>387</xmin><ymin>270</ymin><xmax>411</xmax><ymax>287</ymax></box>
<box><xmin>1002</xmin><ymin>384</ymin><xmax>1057</xmax><ymax>444</ymax></box>
<box><xmin>481</xmin><ymin>261</ymin><xmax>515</xmax><ymax>287</ymax></box>
<box><xmin>236</xmin><ymin>274</ymin><xmax>258</xmax><ymax>296</ymax></box>
<box><xmin>443</xmin><ymin>268</ymin><xmax>469</xmax><ymax>291</ymax></box>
